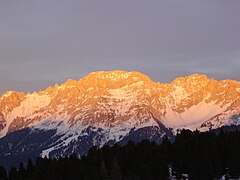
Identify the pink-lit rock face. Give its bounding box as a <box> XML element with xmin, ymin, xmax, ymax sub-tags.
<box><xmin>0</xmin><ymin>71</ymin><xmax>239</xmax><ymax>140</ymax></box>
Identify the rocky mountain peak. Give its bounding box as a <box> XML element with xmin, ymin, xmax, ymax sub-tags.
<box><xmin>0</xmin><ymin>71</ymin><xmax>239</xmax><ymax>137</ymax></box>
<box><xmin>0</xmin><ymin>71</ymin><xmax>239</xmax><ymax>163</ymax></box>
<box><xmin>82</xmin><ymin>70</ymin><xmax>153</xmax><ymax>85</ymax></box>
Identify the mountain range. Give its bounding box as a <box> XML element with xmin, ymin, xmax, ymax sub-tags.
<box><xmin>0</xmin><ymin>71</ymin><xmax>239</xmax><ymax>167</ymax></box>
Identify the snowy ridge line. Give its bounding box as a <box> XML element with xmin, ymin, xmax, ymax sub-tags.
<box><xmin>0</xmin><ymin>71</ymin><xmax>239</xmax><ymax>140</ymax></box>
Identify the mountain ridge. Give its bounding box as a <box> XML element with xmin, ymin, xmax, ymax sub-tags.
<box><xmin>2</xmin><ymin>71</ymin><xmax>239</xmax><ymax>93</ymax></box>
<box><xmin>0</xmin><ymin>71</ymin><xmax>239</xmax><ymax>165</ymax></box>
<box><xmin>1</xmin><ymin>71</ymin><xmax>239</xmax><ymax>99</ymax></box>
<box><xmin>0</xmin><ymin>71</ymin><xmax>239</xmax><ymax>134</ymax></box>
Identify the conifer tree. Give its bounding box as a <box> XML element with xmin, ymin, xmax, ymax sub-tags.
<box><xmin>0</xmin><ymin>166</ymin><xmax>7</xmax><ymax>180</ymax></box>
<box><xmin>99</xmin><ymin>160</ymin><xmax>108</xmax><ymax>180</ymax></box>
<box><xmin>110</xmin><ymin>158</ymin><xmax>122</xmax><ymax>180</ymax></box>
<box><xmin>9</xmin><ymin>166</ymin><xmax>18</xmax><ymax>180</ymax></box>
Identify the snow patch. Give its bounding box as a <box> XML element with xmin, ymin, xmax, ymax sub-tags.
<box><xmin>41</xmin><ymin>146</ymin><xmax>56</xmax><ymax>158</ymax></box>
<box><xmin>225</xmin><ymin>114</ymin><xmax>240</xmax><ymax>126</ymax></box>
<box><xmin>164</xmin><ymin>99</ymin><xmax>230</xmax><ymax>131</ymax></box>
<box><xmin>10</xmin><ymin>93</ymin><xmax>51</xmax><ymax>118</ymax></box>
<box><xmin>0</xmin><ymin>94</ymin><xmax>51</xmax><ymax>137</ymax></box>
<box><xmin>109</xmin><ymin>88</ymin><xmax>136</xmax><ymax>100</ymax></box>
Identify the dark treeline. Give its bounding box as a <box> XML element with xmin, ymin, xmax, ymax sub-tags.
<box><xmin>1</xmin><ymin>126</ymin><xmax>240</xmax><ymax>180</ymax></box>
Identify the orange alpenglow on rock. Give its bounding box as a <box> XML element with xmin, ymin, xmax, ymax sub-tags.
<box><xmin>0</xmin><ymin>71</ymin><xmax>239</xmax><ymax>146</ymax></box>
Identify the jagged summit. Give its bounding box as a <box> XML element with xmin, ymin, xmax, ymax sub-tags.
<box><xmin>0</xmin><ymin>71</ymin><xmax>239</xmax><ymax>164</ymax></box>
<box><xmin>0</xmin><ymin>71</ymin><xmax>235</xmax><ymax>99</ymax></box>
<box><xmin>0</xmin><ymin>71</ymin><xmax>230</xmax><ymax>98</ymax></box>
<box><xmin>0</xmin><ymin>71</ymin><xmax>239</xmax><ymax>129</ymax></box>
<box><xmin>85</xmin><ymin>70</ymin><xmax>148</xmax><ymax>80</ymax></box>
<box><xmin>80</xmin><ymin>70</ymin><xmax>154</xmax><ymax>87</ymax></box>
<box><xmin>171</xmin><ymin>73</ymin><xmax>209</xmax><ymax>84</ymax></box>
<box><xmin>15</xmin><ymin>72</ymin><xmax>213</xmax><ymax>94</ymax></box>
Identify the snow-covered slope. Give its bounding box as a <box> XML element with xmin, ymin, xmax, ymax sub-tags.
<box><xmin>0</xmin><ymin>71</ymin><xmax>239</xmax><ymax>163</ymax></box>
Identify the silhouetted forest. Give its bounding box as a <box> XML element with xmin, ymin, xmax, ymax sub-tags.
<box><xmin>1</xmin><ymin>126</ymin><xmax>240</xmax><ymax>180</ymax></box>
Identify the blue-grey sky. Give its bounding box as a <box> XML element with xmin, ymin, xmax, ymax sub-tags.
<box><xmin>0</xmin><ymin>0</ymin><xmax>240</xmax><ymax>95</ymax></box>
